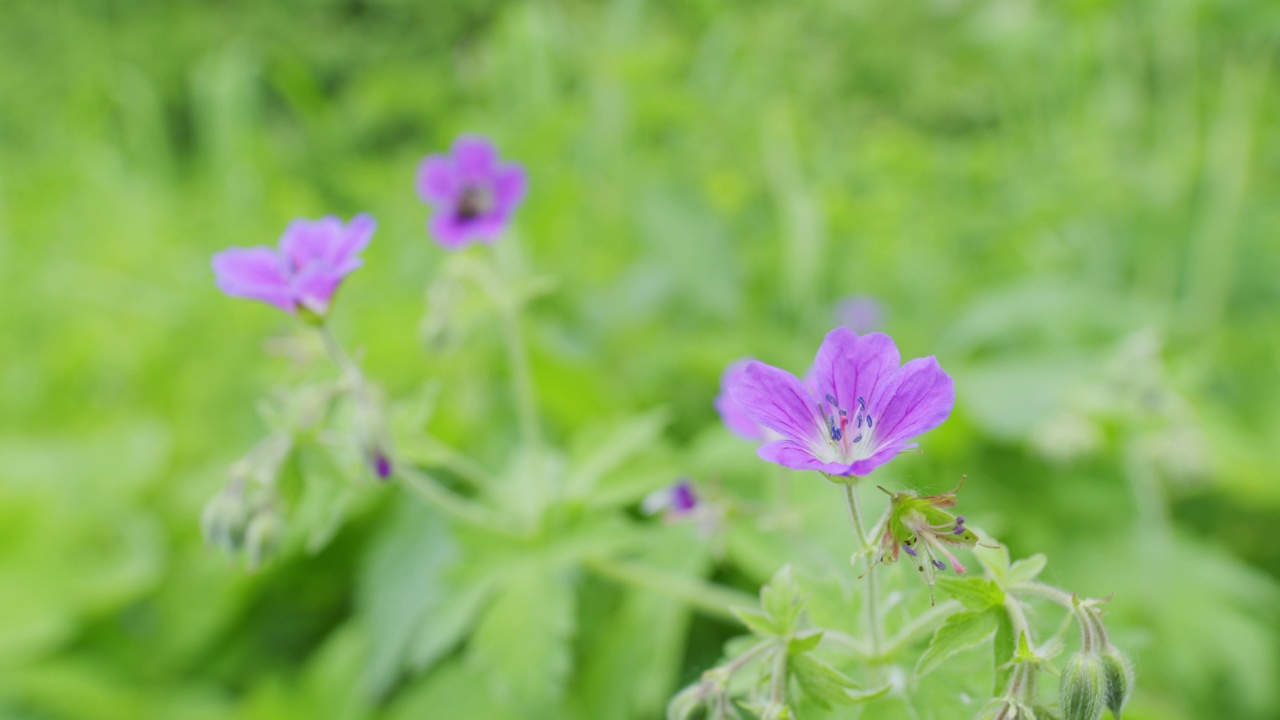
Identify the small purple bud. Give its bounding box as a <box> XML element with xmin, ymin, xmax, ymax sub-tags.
<box><xmin>373</xmin><ymin>451</ymin><xmax>392</xmax><ymax>479</ymax></box>
<box><xmin>904</xmin><ymin>543</ymin><xmax>918</xmax><ymax>557</ymax></box>
<box><xmin>670</xmin><ymin>481</ymin><xmax>698</xmax><ymax>513</ymax></box>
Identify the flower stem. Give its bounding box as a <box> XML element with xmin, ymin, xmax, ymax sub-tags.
<box><xmin>453</xmin><ymin>255</ymin><xmax>541</xmax><ymax>447</ymax></box>
<box><xmin>842</xmin><ymin>482</ymin><xmax>882</xmax><ymax>657</ymax></box>
<box><xmin>582</xmin><ymin>556</ymin><xmax>757</xmax><ymax>623</ymax></box>
<box><xmin>768</xmin><ymin>645</ymin><xmax>788</xmax><ymax>705</ymax></box>
<box><xmin>395</xmin><ymin>464</ymin><xmax>527</xmax><ymax>539</ymax></box>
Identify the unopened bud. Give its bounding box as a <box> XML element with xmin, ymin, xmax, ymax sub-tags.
<box><xmin>201</xmin><ymin>488</ymin><xmax>248</xmax><ymax>551</ymax></box>
<box><xmin>1100</xmin><ymin>648</ymin><xmax>1133</xmax><ymax>718</ymax></box>
<box><xmin>1059</xmin><ymin>653</ymin><xmax>1107</xmax><ymax>720</ymax></box>
<box><xmin>244</xmin><ymin>509</ymin><xmax>283</xmax><ymax>570</ymax></box>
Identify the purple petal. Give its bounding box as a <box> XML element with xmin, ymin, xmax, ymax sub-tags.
<box><xmin>868</xmin><ymin>356</ymin><xmax>954</xmax><ymax>450</ymax></box>
<box><xmin>715</xmin><ymin>358</ymin><xmax>766</xmax><ymax>441</ymax></box>
<box><xmin>428</xmin><ymin>211</ymin><xmax>476</xmax><ymax>249</ymax></box>
<box><xmin>279</xmin><ymin>216</ymin><xmax>345</xmax><ymax>272</ymax></box>
<box><xmin>847</xmin><ymin>442</ymin><xmax>917</xmax><ymax>476</ymax></box>
<box><xmin>492</xmin><ymin>164</ymin><xmax>528</xmax><ymax>210</ymax></box>
<box><xmin>212</xmin><ymin>247</ymin><xmax>294</xmax><ymax>313</ymax></box>
<box><xmin>810</xmin><ymin>329</ymin><xmax>900</xmax><ymax>418</ymax></box>
<box><xmin>290</xmin><ymin>265</ymin><xmax>344</xmax><ymax>315</ymax></box>
<box><xmin>328</xmin><ymin>213</ymin><xmax>376</xmax><ymax>271</ymax></box>
<box><xmin>728</xmin><ymin>362</ymin><xmax>823</xmax><ymax>448</ymax></box>
<box><xmin>670</xmin><ymin>481</ymin><xmax>698</xmax><ymax>513</ymax></box>
<box><xmin>416</xmin><ymin>155</ymin><xmax>458</xmax><ymax>204</ymax></box>
<box><xmin>451</xmin><ymin>135</ymin><xmax>499</xmax><ymax>178</ymax></box>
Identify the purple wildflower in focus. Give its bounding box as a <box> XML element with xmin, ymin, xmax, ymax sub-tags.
<box><xmin>416</xmin><ymin>135</ymin><xmax>527</xmax><ymax>249</ymax></box>
<box><xmin>212</xmin><ymin>214</ymin><xmax>376</xmax><ymax>317</ymax></box>
<box><xmin>727</xmin><ymin>328</ymin><xmax>954</xmax><ymax>477</ymax></box>
<box><xmin>834</xmin><ymin>295</ymin><xmax>884</xmax><ymax>335</ymax></box>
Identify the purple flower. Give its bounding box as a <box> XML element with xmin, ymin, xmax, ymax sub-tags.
<box><xmin>727</xmin><ymin>328</ymin><xmax>954</xmax><ymax>477</ymax></box>
<box><xmin>715</xmin><ymin>358</ymin><xmax>770</xmax><ymax>441</ymax></box>
<box><xmin>212</xmin><ymin>214</ymin><xmax>375</xmax><ymax>317</ymax></box>
<box><xmin>834</xmin><ymin>295</ymin><xmax>884</xmax><ymax>334</ymax></box>
<box><xmin>416</xmin><ymin>135</ymin><xmax>527</xmax><ymax>248</ymax></box>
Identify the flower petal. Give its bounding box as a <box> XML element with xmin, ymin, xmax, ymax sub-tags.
<box><xmin>416</xmin><ymin>155</ymin><xmax>457</xmax><ymax>203</ymax></box>
<box><xmin>492</xmin><ymin>164</ymin><xmax>527</xmax><ymax>210</ymax></box>
<box><xmin>757</xmin><ymin>441</ymin><xmax>863</xmax><ymax>475</ymax></box>
<box><xmin>451</xmin><ymin>135</ymin><xmax>499</xmax><ymax>178</ymax></box>
<box><xmin>279</xmin><ymin>217</ymin><xmax>344</xmax><ymax>272</ymax></box>
<box><xmin>867</xmin><ymin>356</ymin><xmax>954</xmax><ymax>450</ymax></box>
<box><xmin>728</xmin><ymin>361</ymin><xmax>823</xmax><ymax>448</ymax></box>
<box><xmin>429</xmin><ymin>211</ymin><xmax>476</xmax><ymax>249</ymax></box>
<box><xmin>715</xmin><ymin>358</ymin><xmax>766</xmax><ymax>441</ymax></box>
<box><xmin>328</xmin><ymin>213</ymin><xmax>376</xmax><ymax>271</ymax></box>
<box><xmin>212</xmin><ymin>247</ymin><xmax>294</xmax><ymax>312</ymax></box>
<box><xmin>811</xmin><ymin>329</ymin><xmax>900</xmax><ymax>417</ymax></box>
<box><xmin>290</xmin><ymin>265</ymin><xmax>344</xmax><ymax>316</ymax></box>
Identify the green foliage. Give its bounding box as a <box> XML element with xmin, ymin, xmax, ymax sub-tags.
<box><xmin>3</xmin><ymin>0</ymin><xmax>1280</xmax><ymax>718</ymax></box>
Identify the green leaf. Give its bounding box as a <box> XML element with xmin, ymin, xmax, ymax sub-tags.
<box><xmin>937</xmin><ymin>576</ymin><xmax>1005</xmax><ymax>611</ymax></box>
<box><xmin>916</xmin><ymin>609</ymin><xmax>999</xmax><ymax>677</ymax></box>
<box><xmin>760</xmin><ymin>566</ymin><xmax>803</xmax><ymax>634</ymax></box>
<box><xmin>732</xmin><ymin>606</ymin><xmax>780</xmax><ymax>637</ymax></box>
<box><xmin>787</xmin><ymin>630</ymin><xmax>823</xmax><ymax>655</ymax></box>
<box><xmin>565</xmin><ymin>410</ymin><xmax>669</xmax><ymax>498</ymax></box>
<box><xmin>973</xmin><ymin>543</ymin><xmax>1011</xmax><ymax>580</ymax></box>
<box><xmin>993</xmin><ymin>609</ymin><xmax>1016</xmax><ymax>695</ymax></box>
<box><xmin>467</xmin><ymin>561</ymin><xmax>576</xmax><ymax>709</ymax></box>
<box><xmin>790</xmin><ymin>653</ymin><xmax>861</xmax><ymax>709</ymax></box>
<box><xmin>1006</xmin><ymin>554</ymin><xmax>1048</xmax><ymax>584</ymax></box>
<box><xmin>407</xmin><ymin>575</ymin><xmax>496</xmax><ymax>673</ymax></box>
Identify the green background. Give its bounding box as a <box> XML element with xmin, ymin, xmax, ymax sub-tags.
<box><xmin>2</xmin><ymin>0</ymin><xmax>1279</xmax><ymax>718</ymax></box>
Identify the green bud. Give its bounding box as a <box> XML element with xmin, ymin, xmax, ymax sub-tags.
<box><xmin>1059</xmin><ymin>653</ymin><xmax>1107</xmax><ymax>720</ymax></box>
<box><xmin>201</xmin><ymin>488</ymin><xmax>248</xmax><ymax>551</ymax></box>
<box><xmin>244</xmin><ymin>509</ymin><xmax>283</xmax><ymax>570</ymax></box>
<box><xmin>1100</xmin><ymin>648</ymin><xmax>1133</xmax><ymax>718</ymax></box>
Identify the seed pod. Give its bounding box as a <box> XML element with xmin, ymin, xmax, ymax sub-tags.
<box><xmin>1059</xmin><ymin>653</ymin><xmax>1107</xmax><ymax>720</ymax></box>
<box><xmin>1100</xmin><ymin>648</ymin><xmax>1134</xmax><ymax>718</ymax></box>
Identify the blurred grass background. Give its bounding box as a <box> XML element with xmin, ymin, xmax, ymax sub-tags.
<box><xmin>2</xmin><ymin>0</ymin><xmax>1280</xmax><ymax>718</ymax></box>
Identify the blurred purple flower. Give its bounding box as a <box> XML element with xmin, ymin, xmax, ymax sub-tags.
<box><xmin>212</xmin><ymin>214</ymin><xmax>375</xmax><ymax>317</ymax></box>
<box><xmin>728</xmin><ymin>328</ymin><xmax>954</xmax><ymax>477</ymax></box>
<box><xmin>834</xmin><ymin>295</ymin><xmax>884</xmax><ymax>334</ymax></box>
<box><xmin>416</xmin><ymin>135</ymin><xmax>527</xmax><ymax>249</ymax></box>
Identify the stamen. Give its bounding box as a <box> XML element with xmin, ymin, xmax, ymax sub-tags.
<box><xmin>852</xmin><ymin>432</ymin><xmax>863</xmax><ymax>444</ymax></box>
<box><xmin>857</xmin><ymin>396</ymin><xmax>866</xmax><ymax>411</ymax></box>
<box><xmin>904</xmin><ymin>543</ymin><xmax>918</xmax><ymax>557</ymax></box>
<box><xmin>932</xmin><ymin>559</ymin><xmax>946</xmax><ymax>570</ymax></box>
<box><xmin>866</xmin><ymin>414</ymin><xmax>873</xmax><ymax>428</ymax></box>
<box><xmin>954</xmin><ymin>525</ymin><xmax>967</xmax><ymax>535</ymax></box>
<box><xmin>825</xmin><ymin>394</ymin><xmax>838</xmax><ymax>406</ymax></box>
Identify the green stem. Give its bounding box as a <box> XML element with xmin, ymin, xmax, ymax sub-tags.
<box><xmin>582</xmin><ymin>556</ymin><xmax>757</xmax><ymax>623</ymax></box>
<box><xmin>882</xmin><ymin>599</ymin><xmax>962</xmax><ymax>656</ymax></box>
<box><xmin>841</xmin><ymin>482</ymin><xmax>882</xmax><ymax>657</ymax></box>
<box><xmin>769</xmin><ymin>645</ymin><xmax>788</xmax><ymax>705</ymax></box>
<box><xmin>395</xmin><ymin>464</ymin><xmax>526</xmax><ymax>539</ymax></box>
<box><xmin>453</xmin><ymin>256</ymin><xmax>541</xmax><ymax>446</ymax></box>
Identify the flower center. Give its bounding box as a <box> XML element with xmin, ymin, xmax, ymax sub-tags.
<box><xmin>818</xmin><ymin>394</ymin><xmax>874</xmax><ymax>460</ymax></box>
<box><xmin>456</xmin><ymin>185</ymin><xmax>495</xmax><ymax>221</ymax></box>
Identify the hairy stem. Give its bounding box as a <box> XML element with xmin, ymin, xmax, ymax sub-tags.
<box><xmin>842</xmin><ymin>482</ymin><xmax>882</xmax><ymax>657</ymax></box>
<box><xmin>883</xmin><ymin>599</ymin><xmax>962</xmax><ymax>656</ymax></box>
<box><xmin>769</xmin><ymin>645</ymin><xmax>788</xmax><ymax>705</ymax></box>
<box><xmin>395</xmin><ymin>465</ymin><xmax>526</xmax><ymax>538</ymax></box>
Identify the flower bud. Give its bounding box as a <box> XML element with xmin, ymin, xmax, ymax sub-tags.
<box><xmin>1059</xmin><ymin>653</ymin><xmax>1107</xmax><ymax>720</ymax></box>
<box><xmin>1100</xmin><ymin>648</ymin><xmax>1133</xmax><ymax>718</ymax></box>
<box><xmin>244</xmin><ymin>509</ymin><xmax>283</xmax><ymax>570</ymax></box>
<box><xmin>201</xmin><ymin>488</ymin><xmax>248</xmax><ymax>551</ymax></box>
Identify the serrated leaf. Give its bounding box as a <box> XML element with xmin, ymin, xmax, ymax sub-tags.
<box><xmin>937</xmin><ymin>576</ymin><xmax>1006</xmax><ymax>611</ymax></box>
<box><xmin>566</xmin><ymin>410</ymin><xmax>669</xmax><ymax>498</ymax></box>
<box><xmin>787</xmin><ymin>630</ymin><xmax>823</xmax><ymax>655</ymax></box>
<box><xmin>1006</xmin><ymin>554</ymin><xmax>1048</xmax><ymax>584</ymax></box>
<box><xmin>917</xmin><ymin>609</ymin><xmax>999</xmax><ymax>677</ymax></box>
<box><xmin>760</xmin><ymin>566</ymin><xmax>803</xmax><ymax>634</ymax></box>
<box><xmin>732</xmin><ymin>606</ymin><xmax>781</xmax><ymax>637</ymax></box>
<box><xmin>467</xmin><ymin>561</ymin><xmax>576</xmax><ymax>709</ymax></box>
<box><xmin>790</xmin><ymin>652</ymin><xmax>860</xmax><ymax>709</ymax></box>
